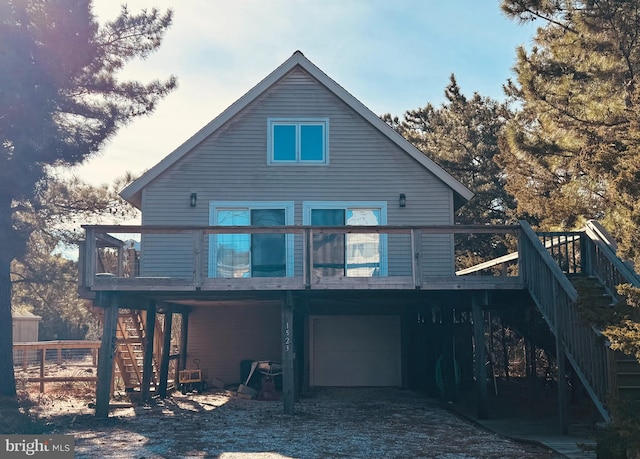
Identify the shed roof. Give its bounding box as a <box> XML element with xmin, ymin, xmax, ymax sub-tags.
<box><xmin>12</xmin><ymin>311</ymin><xmax>42</xmax><ymax>321</ymax></box>
<box><xmin>120</xmin><ymin>51</ymin><xmax>474</xmax><ymax>209</ymax></box>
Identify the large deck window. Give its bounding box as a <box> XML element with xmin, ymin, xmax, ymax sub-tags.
<box><xmin>304</xmin><ymin>202</ymin><xmax>387</xmax><ymax>277</ymax></box>
<box><xmin>209</xmin><ymin>202</ymin><xmax>294</xmax><ymax>278</ymax></box>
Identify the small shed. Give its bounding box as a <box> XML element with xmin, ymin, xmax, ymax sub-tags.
<box><xmin>12</xmin><ymin>311</ymin><xmax>42</xmax><ymax>342</ymax></box>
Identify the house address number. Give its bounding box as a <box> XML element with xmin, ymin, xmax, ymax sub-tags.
<box><xmin>285</xmin><ymin>321</ymin><xmax>291</xmax><ymax>352</ymax></box>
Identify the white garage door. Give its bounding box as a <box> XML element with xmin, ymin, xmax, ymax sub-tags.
<box><xmin>310</xmin><ymin>315</ymin><xmax>401</xmax><ymax>387</ymax></box>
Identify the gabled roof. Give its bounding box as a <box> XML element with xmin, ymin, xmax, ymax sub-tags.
<box><xmin>120</xmin><ymin>51</ymin><xmax>474</xmax><ymax>208</ymax></box>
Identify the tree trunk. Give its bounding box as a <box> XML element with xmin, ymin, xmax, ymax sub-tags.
<box><xmin>0</xmin><ymin>193</ymin><xmax>17</xmax><ymax>397</ymax></box>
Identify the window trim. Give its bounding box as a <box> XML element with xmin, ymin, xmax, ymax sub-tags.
<box><xmin>268</xmin><ymin>118</ymin><xmax>329</xmax><ymax>165</ymax></box>
<box><xmin>303</xmin><ymin>201</ymin><xmax>388</xmax><ymax>276</ymax></box>
<box><xmin>208</xmin><ymin>201</ymin><xmax>295</xmax><ymax>278</ymax></box>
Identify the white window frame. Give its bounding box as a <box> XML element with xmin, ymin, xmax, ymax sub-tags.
<box><xmin>268</xmin><ymin>118</ymin><xmax>329</xmax><ymax>165</ymax></box>
<box><xmin>208</xmin><ymin>201</ymin><xmax>295</xmax><ymax>278</ymax></box>
<box><xmin>303</xmin><ymin>201</ymin><xmax>388</xmax><ymax>276</ymax></box>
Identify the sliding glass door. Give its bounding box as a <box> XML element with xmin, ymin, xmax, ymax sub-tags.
<box><xmin>209</xmin><ymin>202</ymin><xmax>293</xmax><ymax>278</ymax></box>
<box><xmin>305</xmin><ymin>202</ymin><xmax>386</xmax><ymax>277</ymax></box>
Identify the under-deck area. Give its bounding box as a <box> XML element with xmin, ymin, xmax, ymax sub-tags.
<box><xmin>80</xmin><ymin>221</ymin><xmax>640</xmax><ymax>434</ymax></box>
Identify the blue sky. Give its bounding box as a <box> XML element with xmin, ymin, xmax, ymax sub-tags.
<box><xmin>74</xmin><ymin>1</ymin><xmax>538</xmax><ymax>186</ymax></box>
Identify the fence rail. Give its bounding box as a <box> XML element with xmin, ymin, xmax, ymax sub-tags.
<box><xmin>13</xmin><ymin>340</ymin><xmax>101</xmax><ymax>393</ymax></box>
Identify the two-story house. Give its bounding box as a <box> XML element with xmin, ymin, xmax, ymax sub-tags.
<box><xmin>81</xmin><ymin>51</ymin><xmax>640</xmax><ymax>429</ymax></box>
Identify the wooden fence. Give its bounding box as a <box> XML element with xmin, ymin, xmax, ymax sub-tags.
<box><xmin>13</xmin><ymin>340</ymin><xmax>101</xmax><ymax>393</ymax></box>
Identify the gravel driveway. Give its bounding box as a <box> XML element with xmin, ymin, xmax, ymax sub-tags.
<box><xmin>36</xmin><ymin>388</ymin><xmax>562</xmax><ymax>458</ymax></box>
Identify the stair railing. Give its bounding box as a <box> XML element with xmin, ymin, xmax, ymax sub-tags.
<box><xmin>583</xmin><ymin>220</ymin><xmax>640</xmax><ymax>297</ymax></box>
<box><xmin>519</xmin><ymin>220</ymin><xmax>611</xmax><ymax>421</ymax></box>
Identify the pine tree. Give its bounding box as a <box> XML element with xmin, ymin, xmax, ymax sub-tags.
<box><xmin>383</xmin><ymin>76</ymin><xmax>518</xmax><ymax>265</ymax></box>
<box><xmin>498</xmin><ymin>0</ymin><xmax>640</xmax><ymax>265</ymax></box>
<box><xmin>0</xmin><ymin>0</ymin><xmax>176</xmax><ymax>397</ymax></box>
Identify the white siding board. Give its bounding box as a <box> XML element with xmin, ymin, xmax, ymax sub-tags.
<box><xmin>141</xmin><ymin>69</ymin><xmax>455</xmax><ymax>276</ymax></box>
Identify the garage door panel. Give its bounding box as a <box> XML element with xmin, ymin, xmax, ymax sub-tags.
<box><xmin>311</xmin><ymin>315</ymin><xmax>401</xmax><ymax>387</ymax></box>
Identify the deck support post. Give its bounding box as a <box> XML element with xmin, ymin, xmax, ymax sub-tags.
<box><xmin>179</xmin><ymin>310</ymin><xmax>190</xmax><ymax>371</ymax></box>
<box><xmin>552</xmin><ymin>281</ymin><xmax>569</xmax><ymax>434</ymax></box>
<box><xmin>556</xmin><ymin>344</ymin><xmax>569</xmax><ymax>434</ymax></box>
<box><xmin>95</xmin><ymin>294</ymin><xmax>119</xmax><ymax>418</ymax></box>
<box><xmin>301</xmin><ymin>295</ymin><xmax>311</xmax><ymax>397</ymax></box>
<box><xmin>281</xmin><ymin>291</ymin><xmax>295</xmax><ymax>415</ymax></box>
<box><xmin>141</xmin><ymin>301</ymin><xmax>157</xmax><ymax>402</ymax></box>
<box><xmin>158</xmin><ymin>304</ymin><xmax>173</xmax><ymax>398</ymax></box>
<box><xmin>472</xmin><ymin>295</ymin><xmax>489</xmax><ymax>419</ymax></box>
<box><xmin>440</xmin><ymin>304</ymin><xmax>457</xmax><ymax>403</ymax></box>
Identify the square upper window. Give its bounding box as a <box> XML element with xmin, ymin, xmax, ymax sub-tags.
<box><xmin>269</xmin><ymin>119</ymin><xmax>328</xmax><ymax>164</ymax></box>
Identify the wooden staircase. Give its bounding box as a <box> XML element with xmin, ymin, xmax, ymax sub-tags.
<box><xmin>612</xmin><ymin>349</ymin><xmax>640</xmax><ymax>400</ymax></box>
<box><xmin>113</xmin><ymin>310</ymin><xmax>162</xmax><ymax>392</ymax></box>
<box><xmin>518</xmin><ymin>220</ymin><xmax>640</xmax><ymax>423</ymax></box>
<box><xmin>570</xmin><ymin>275</ymin><xmax>640</xmax><ymax>402</ymax></box>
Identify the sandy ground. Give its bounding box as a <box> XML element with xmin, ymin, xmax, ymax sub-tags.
<box><xmin>16</xmin><ymin>387</ymin><xmax>566</xmax><ymax>459</ymax></box>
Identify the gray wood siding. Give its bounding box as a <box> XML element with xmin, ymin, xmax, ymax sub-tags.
<box><xmin>186</xmin><ymin>303</ymin><xmax>281</xmax><ymax>385</ymax></box>
<box><xmin>141</xmin><ymin>67</ymin><xmax>455</xmax><ymax>276</ymax></box>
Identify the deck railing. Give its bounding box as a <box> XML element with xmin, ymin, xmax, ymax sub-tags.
<box><xmin>79</xmin><ymin>224</ymin><xmax>522</xmax><ymax>293</ymax></box>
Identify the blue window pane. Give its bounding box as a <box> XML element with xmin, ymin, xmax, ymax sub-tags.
<box><xmin>273</xmin><ymin>125</ymin><xmax>296</xmax><ymax>161</ymax></box>
<box><xmin>251</xmin><ymin>209</ymin><xmax>286</xmax><ymax>277</ymax></box>
<box><xmin>216</xmin><ymin>209</ymin><xmax>250</xmax><ymax>278</ymax></box>
<box><xmin>300</xmin><ymin>125</ymin><xmax>324</xmax><ymax>161</ymax></box>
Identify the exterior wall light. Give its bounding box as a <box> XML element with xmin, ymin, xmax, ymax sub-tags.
<box><xmin>190</xmin><ymin>192</ymin><xmax>197</xmax><ymax>207</ymax></box>
<box><xmin>399</xmin><ymin>193</ymin><xmax>406</xmax><ymax>208</ymax></box>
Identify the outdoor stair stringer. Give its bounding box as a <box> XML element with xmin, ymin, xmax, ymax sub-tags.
<box><xmin>520</xmin><ymin>221</ymin><xmax>612</xmax><ymax>422</ymax></box>
<box><xmin>465</xmin><ymin>221</ymin><xmax>640</xmax><ymax>423</ymax></box>
<box><xmin>570</xmin><ymin>276</ymin><xmax>640</xmax><ymax>406</ymax></box>
<box><xmin>113</xmin><ymin>310</ymin><xmax>162</xmax><ymax>391</ymax></box>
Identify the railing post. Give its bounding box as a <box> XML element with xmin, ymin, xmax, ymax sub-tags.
<box><xmin>306</xmin><ymin>229</ymin><xmax>313</xmax><ymax>288</ymax></box>
<box><xmin>580</xmin><ymin>231</ymin><xmax>592</xmax><ymax>276</ymax></box>
<box><xmin>84</xmin><ymin>228</ymin><xmax>96</xmax><ymax>288</ymax></box>
<box><xmin>39</xmin><ymin>349</ymin><xmax>45</xmax><ymax>393</ymax></box>
<box><xmin>411</xmin><ymin>229</ymin><xmax>422</xmax><ymax>289</ymax></box>
<box><xmin>116</xmin><ymin>246</ymin><xmax>124</xmax><ymax>277</ymax></box>
<box><xmin>193</xmin><ymin>230</ymin><xmax>203</xmax><ymax>288</ymax></box>
<box><xmin>517</xmin><ymin>226</ymin><xmax>526</xmax><ymax>284</ymax></box>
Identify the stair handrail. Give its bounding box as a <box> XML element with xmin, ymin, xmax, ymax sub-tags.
<box><xmin>519</xmin><ymin>220</ymin><xmax>578</xmax><ymax>306</ymax></box>
<box><xmin>583</xmin><ymin>220</ymin><xmax>640</xmax><ymax>294</ymax></box>
<box><xmin>519</xmin><ymin>220</ymin><xmax>611</xmax><ymax>422</ymax></box>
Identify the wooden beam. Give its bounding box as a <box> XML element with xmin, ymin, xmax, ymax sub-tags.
<box><xmin>158</xmin><ymin>305</ymin><xmax>173</xmax><ymax>398</ymax></box>
<box><xmin>554</xmin><ymin>278</ymin><xmax>569</xmax><ymax>434</ymax></box>
<box><xmin>95</xmin><ymin>295</ymin><xmax>119</xmax><ymax>418</ymax></box>
<box><xmin>557</xmin><ymin>343</ymin><xmax>569</xmax><ymax>434</ymax></box>
<box><xmin>281</xmin><ymin>292</ymin><xmax>295</xmax><ymax>415</ymax></box>
<box><xmin>179</xmin><ymin>310</ymin><xmax>190</xmax><ymax>371</ymax></box>
<box><xmin>141</xmin><ymin>302</ymin><xmax>157</xmax><ymax>402</ymax></box>
<box><xmin>472</xmin><ymin>296</ymin><xmax>489</xmax><ymax>419</ymax></box>
<box><xmin>440</xmin><ymin>305</ymin><xmax>457</xmax><ymax>403</ymax></box>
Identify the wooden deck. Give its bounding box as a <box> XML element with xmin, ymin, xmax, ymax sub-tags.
<box><xmin>82</xmin><ymin>220</ymin><xmax>640</xmax><ymax>426</ymax></box>
<box><xmin>79</xmin><ymin>224</ymin><xmax>524</xmax><ymax>296</ymax></box>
